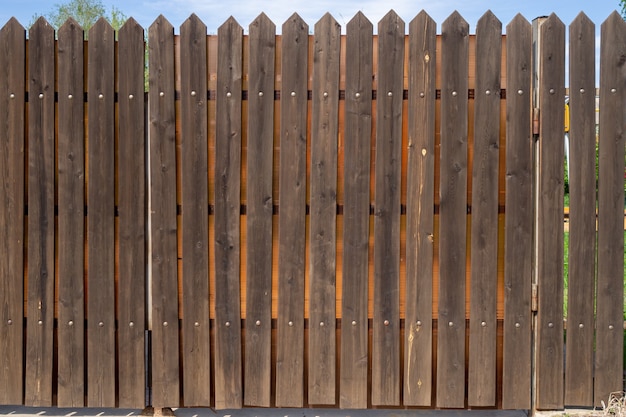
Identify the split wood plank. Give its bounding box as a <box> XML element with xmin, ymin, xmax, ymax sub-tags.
<box><xmin>535</xmin><ymin>14</ymin><xmax>565</xmax><ymax>410</ymax></box>
<box><xmin>149</xmin><ymin>15</ymin><xmax>180</xmax><ymax>408</ymax></box>
<box><xmin>180</xmin><ymin>14</ymin><xmax>211</xmax><ymax>407</ymax></box>
<box><xmin>25</xmin><ymin>17</ymin><xmax>55</xmax><ymax>407</ymax></box>
<box><xmin>468</xmin><ymin>11</ymin><xmax>501</xmax><ymax>407</ymax></box>
<box><xmin>57</xmin><ymin>18</ymin><xmax>85</xmax><ymax>408</ymax></box>
<box><xmin>436</xmin><ymin>11</ymin><xmax>469</xmax><ymax>409</ymax></box>
<box><xmin>308</xmin><ymin>13</ymin><xmax>340</xmax><ymax>406</ymax></box>
<box><xmin>501</xmin><ymin>14</ymin><xmax>533</xmax><ymax>410</ymax></box>
<box><xmin>275</xmin><ymin>13</ymin><xmax>308</xmax><ymax>408</ymax></box>
<box><xmin>404</xmin><ymin>10</ymin><xmax>436</xmax><ymax>407</ymax></box>
<box><xmin>0</xmin><ymin>17</ymin><xmax>25</xmax><ymax>406</ymax></box>
<box><xmin>339</xmin><ymin>11</ymin><xmax>372</xmax><ymax>410</ymax></box>
<box><xmin>214</xmin><ymin>16</ymin><xmax>244</xmax><ymax>410</ymax></box>
<box><xmin>595</xmin><ymin>11</ymin><xmax>626</xmax><ymax>408</ymax></box>
<box><xmin>371</xmin><ymin>10</ymin><xmax>404</xmax><ymax>407</ymax></box>
<box><xmin>244</xmin><ymin>13</ymin><xmax>275</xmax><ymax>408</ymax></box>
<box><xmin>117</xmin><ymin>17</ymin><xmax>147</xmax><ymax>409</ymax></box>
<box><xmin>564</xmin><ymin>13</ymin><xmax>596</xmax><ymax>408</ymax></box>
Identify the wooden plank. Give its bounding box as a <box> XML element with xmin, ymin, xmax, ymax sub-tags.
<box><xmin>594</xmin><ymin>11</ymin><xmax>626</xmax><ymax>407</ymax></box>
<box><xmin>275</xmin><ymin>13</ymin><xmax>308</xmax><ymax>408</ymax></box>
<box><xmin>25</xmin><ymin>17</ymin><xmax>55</xmax><ymax>407</ymax></box>
<box><xmin>404</xmin><ymin>10</ymin><xmax>436</xmax><ymax>407</ymax></box>
<box><xmin>468</xmin><ymin>11</ymin><xmax>501</xmax><ymax>407</ymax></box>
<box><xmin>371</xmin><ymin>10</ymin><xmax>404</xmax><ymax>407</ymax></box>
<box><xmin>117</xmin><ymin>17</ymin><xmax>147</xmax><ymax>409</ymax></box>
<box><xmin>436</xmin><ymin>11</ymin><xmax>469</xmax><ymax>409</ymax></box>
<box><xmin>0</xmin><ymin>17</ymin><xmax>25</xmax><ymax>406</ymax></box>
<box><xmin>214</xmin><ymin>16</ymin><xmax>243</xmax><ymax>410</ymax></box>
<box><xmin>57</xmin><ymin>18</ymin><xmax>85</xmax><ymax>408</ymax></box>
<box><xmin>244</xmin><ymin>13</ymin><xmax>275</xmax><ymax>408</ymax></box>
<box><xmin>86</xmin><ymin>18</ymin><xmax>116</xmax><ymax>408</ymax></box>
<box><xmin>339</xmin><ymin>11</ymin><xmax>372</xmax><ymax>410</ymax></box>
<box><xmin>149</xmin><ymin>15</ymin><xmax>180</xmax><ymax>408</ymax></box>
<box><xmin>180</xmin><ymin>14</ymin><xmax>211</xmax><ymax>407</ymax></box>
<box><xmin>535</xmin><ymin>14</ymin><xmax>565</xmax><ymax>410</ymax></box>
<box><xmin>501</xmin><ymin>14</ymin><xmax>533</xmax><ymax>410</ymax></box>
<box><xmin>564</xmin><ymin>12</ymin><xmax>596</xmax><ymax>408</ymax></box>
<box><xmin>308</xmin><ymin>13</ymin><xmax>340</xmax><ymax>406</ymax></box>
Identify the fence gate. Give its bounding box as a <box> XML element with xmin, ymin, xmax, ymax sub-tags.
<box><xmin>0</xmin><ymin>9</ymin><xmax>624</xmax><ymax>412</ymax></box>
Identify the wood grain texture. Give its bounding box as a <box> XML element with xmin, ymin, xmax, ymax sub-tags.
<box><xmin>25</xmin><ymin>17</ymin><xmax>55</xmax><ymax>407</ymax></box>
<box><xmin>149</xmin><ymin>15</ymin><xmax>180</xmax><ymax>408</ymax></box>
<box><xmin>117</xmin><ymin>17</ymin><xmax>147</xmax><ymax>409</ymax></box>
<box><xmin>244</xmin><ymin>13</ymin><xmax>275</xmax><ymax>408</ymax></box>
<box><xmin>594</xmin><ymin>11</ymin><xmax>626</xmax><ymax>408</ymax></box>
<box><xmin>501</xmin><ymin>14</ymin><xmax>533</xmax><ymax>410</ymax></box>
<box><xmin>0</xmin><ymin>17</ymin><xmax>25</xmax><ymax>406</ymax></box>
<box><xmin>339</xmin><ymin>11</ymin><xmax>372</xmax><ymax>410</ymax></box>
<box><xmin>275</xmin><ymin>13</ymin><xmax>308</xmax><ymax>408</ymax></box>
<box><xmin>371</xmin><ymin>10</ymin><xmax>404</xmax><ymax>407</ymax></box>
<box><xmin>57</xmin><ymin>18</ymin><xmax>85</xmax><ymax>408</ymax></box>
<box><xmin>564</xmin><ymin>13</ymin><xmax>596</xmax><ymax>408</ymax></box>
<box><xmin>214</xmin><ymin>16</ymin><xmax>243</xmax><ymax>410</ymax></box>
<box><xmin>180</xmin><ymin>14</ymin><xmax>211</xmax><ymax>407</ymax></box>
<box><xmin>436</xmin><ymin>11</ymin><xmax>469</xmax><ymax>409</ymax></box>
<box><xmin>468</xmin><ymin>11</ymin><xmax>501</xmax><ymax>407</ymax></box>
<box><xmin>404</xmin><ymin>10</ymin><xmax>436</xmax><ymax>407</ymax></box>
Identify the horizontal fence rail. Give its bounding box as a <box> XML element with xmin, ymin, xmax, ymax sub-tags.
<box><xmin>0</xmin><ymin>10</ymin><xmax>624</xmax><ymax>412</ymax></box>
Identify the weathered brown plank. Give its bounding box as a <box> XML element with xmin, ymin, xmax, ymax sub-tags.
<box><xmin>86</xmin><ymin>18</ymin><xmax>116</xmax><ymax>408</ymax></box>
<box><xmin>436</xmin><ymin>11</ymin><xmax>469</xmax><ymax>409</ymax></box>
<box><xmin>57</xmin><ymin>17</ymin><xmax>85</xmax><ymax>408</ymax></box>
<box><xmin>214</xmin><ymin>16</ymin><xmax>243</xmax><ymax>410</ymax></box>
<box><xmin>244</xmin><ymin>13</ymin><xmax>275</xmax><ymax>408</ymax></box>
<box><xmin>180</xmin><ymin>14</ymin><xmax>211</xmax><ymax>407</ymax></box>
<box><xmin>468</xmin><ymin>11</ymin><xmax>501</xmax><ymax>407</ymax></box>
<box><xmin>339</xmin><ymin>11</ymin><xmax>372</xmax><ymax>410</ymax></box>
<box><xmin>371</xmin><ymin>10</ymin><xmax>404</xmax><ymax>407</ymax></box>
<box><xmin>0</xmin><ymin>17</ymin><xmax>25</xmax><ymax>406</ymax></box>
<box><xmin>564</xmin><ymin>12</ymin><xmax>596</xmax><ymax>408</ymax></box>
<box><xmin>308</xmin><ymin>13</ymin><xmax>340</xmax><ymax>405</ymax></box>
<box><xmin>25</xmin><ymin>17</ymin><xmax>55</xmax><ymax>407</ymax></box>
<box><xmin>404</xmin><ymin>10</ymin><xmax>436</xmax><ymax>407</ymax></box>
<box><xmin>275</xmin><ymin>13</ymin><xmax>308</xmax><ymax>408</ymax></box>
<box><xmin>149</xmin><ymin>15</ymin><xmax>180</xmax><ymax>408</ymax></box>
<box><xmin>595</xmin><ymin>11</ymin><xmax>626</xmax><ymax>407</ymax></box>
<box><xmin>117</xmin><ymin>17</ymin><xmax>147</xmax><ymax>409</ymax></box>
<box><xmin>536</xmin><ymin>14</ymin><xmax>565</xmax><ymax>410</ymax></box>
<box><xmin>501</xmin><ymin>14</ymin><xmax>533</xmax><ymax>410</ymax></box>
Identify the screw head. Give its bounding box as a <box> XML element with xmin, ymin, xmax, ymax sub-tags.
<box><xmin>255</xmin><ymin>320</ymin><xmax>261</xmax><ymax>326</ymax></box>
<box><xmin>68</xmin><ymin>320</ymin><xmax>74</xmax><ymax>326</ymax></box>
<box><xmin>383</xmin><ymin>320</ymin><xmax>390</xmax><ymax>326</ymax></box>
<box><xmin>517</xmin><ymin>89</ymin><xmax>523</xmax><ymax>95</ymax></box>
<box><xmin>98</xmin><ymin>321</ymin><xmax>104</xmax><ymax>327</ymax></box>
<box><xmin>451</xmin><ymin>91</ymin><xmax>458</xmax><ymax>97</ymax></box>
<box><xmin>515</xmin><ymin>322</ymin><xmax>521</xmax><ymax>328</ymax></box>
<box><xmin>351</xmin><ymin>320</ymin><xmax>357</xmax><ymax>326</ymax></box>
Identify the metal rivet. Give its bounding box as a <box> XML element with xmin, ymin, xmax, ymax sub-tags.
<box><xmin>387</xmin><ymin>91</ymin><xmax>393</xmax><ymax>97</ymax></box>
<box><xmin>68</xmin><ymin>320</ymin><xmax>74</xmax><ymax>326</ymax></box>
<box><xmin>258</xmin><ymin>91</ymin><xmax>264</xmax><ymax>97</ymax></box>
<box><xmin>323</xmin><ymin>92</ymin><xmax>328</xmax><ymax>98</ymax></box>
<box><xmin>98</xmin><ymin>93</ymin><xmax>104</xmax><ymax>99</ymax></box>
<box><xmin>129</xmin><ymin>322</ymin><xmax>135</xmax><ymax>327</ymax></box>
<box><xmin>485</xmin><ymin>90</ymin><xmax>491</xmax><ymax>95</ymax></box>
<box><xmin>517</xmin><ymin>89</ymin><xmax>523</xmax><ymax>95</ymax></box>
<box><xmin>481</xmin><ymin>321</ymin><xmax>487</xmax><ymax>327</ymax></box>
<box><xmin>319</xmin><ymin>321</ymin><xmax>325</xmax><ymax>327</ymax></box>
<box><xmin>548</xmin><ymin>322</ymin><xmax>554</xmax><ymax>328</ymax></box>
<box><xmin>39</xmin><ymin>93</ymin><xmax>44</xmax><ymax>99</ymax></box>
<box><xmin>549</xmin><ymin>88</ymin><xmax>555</xmax><ymax>94</ymax></box>
<box><xmin>7</xmin><ymin>319</ymin><xmax>12</xmax><ymax>325</ymax></box>
<box><xmin>448</xmin><ymin>321</ymin><xmax>454</xmax><ymax>327</ymax></box>
<box><xmin>355</xmin><ymin>92</ymin><xmax>361</xmax><ymax>98</ymax></box>
<box><xmin>611</xmin><ymin>88</ymin><xmax>617</xmax><ymax>93</ymax></box>
<box><xmin>452</xmin><ymin>91</ymin><xmax>458</xmax><ymax>97</ymax></box>
<box><xmin>225</xmin><ymin>321</ymin><xmax>231</xmax><ymax>327</ymax></box>
<box><xmin>351</xmin><ymin>320</ymin><xmax>357</xmax><ymax>326</ymax></box>
<box><xmin>226</xmin><ymin>92</ymin><xmax>232</xmax><ymax>98</ymax></box>
<box><xmin>515</xmin><ymin>322</ymin><xmax>521</xmax><ymax>328</ymax></box>
<box><xmin>290</xmin><ymin>91</ymin><xmax>296</xmax><ymax>97</ymax></box>
<box><xmin>421</xmin><ymin>148</ymin><xmax>427</xmax><ymax>156</ymax></box>
<box><xmin>159</xmin><ymin>91</ymin><xmax>165</xmax><ymax>97</ymax></box>
<box><xmin>97</xmin><ymin>321</ymin><xmax>104</xmax><ymax>327</ymax></box>
<box><xmin>255</xmin><ymin>320</ymin><xmax>261</xmax><ymax>326</ymax></box>
<box><xmin>609</xmin><ymin>324</ymin><xmax>615</xmax><ymax>330</ymax></box>
<box><xmin>162</xmin><ymin>321</ymin><xmax>168</xmax><ymax>327</ymax></box>
<box><xmin>68</xmin><ymin>94</ymin><xmax>73</xmax><ymax>99</ymax></box>
<box><xmin>38</xmin><ymin>320</ymin><xmax>43</xmax><ymax>325</ymax></box>
<box><xmin>580</xmin><ymin>88</ymin><xmax>585</xmax><ymax>94</ymax></box>
<box><xmin>194</xmin><ymin>322</ymin><xmax>199</xmax><ymax>327</ymax></box>
<box><xmin>288</xmin><ymin>321</ymin><xmax>294</xmax><ymax>327</ymax></box>
<box><xmin>419</xmin><ymin>92</ymin><xmax>425</xmax><ymax>98</ymax></box>
<box><xmin>579</xmin><ymin>323</ymin><xmax>584</xmax><ymax>329</ymax></box>
<box><xmin>9</xmin><ymin>93</ymin><xmax>15</xmax><ymax>99</ymax></box>
<box><xmin>416</xmin><ymin>320</ymin><xmax>422</xmax><ymax>326</ymax></box>
<box><xmin>384</xmin><ymin>320</ymin><xmax>390</xmax><ymax>326</ymax></box>
<box><xmin>129</xmin><ymin>94</ymin><xmax>134</xmax><ymax>100</ymax></box>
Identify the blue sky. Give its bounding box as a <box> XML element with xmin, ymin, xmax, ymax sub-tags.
<box><xmin>0</xmin><ymin>0</ymin><xmax>620</xmax><ymax>32</ymax></box>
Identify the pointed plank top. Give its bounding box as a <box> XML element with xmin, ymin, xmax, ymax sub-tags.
<box><xmin>477</xmin><ymin>10</ymin><xmax>501</xmax><ymax>29</ymax></box>
<box><xmin>30</xmin><ymin>16</ymin><xmax>54</xmax><ymax>33</ymax></box>
<box><xmin>601</xmin><ymin>10</ymin><xmax>626</xmax><ymax>30</ymax></box>
<box><xmin>250</xmin><ymin>12</ymin><xmax>276</xmax><ymax>31</ymax></box>
<box><xmin>149</xmin><ymin>15</ymin><xmax>174</xmax><ymax>33</ymax></box>
<box><xmin>315</xmin><ymin>12</ymin><xmax>340</xmax><ymax>32</ymax></box>
<box><xmin>119</xmin><ymin>17</ymin><xmax>143</xmax><ymax>36</ymax></box>
<box><xmin>88</xmin><ymin>17</ymin><xmax>113</xmax><ymax>38</ymax></box>
<box><xmin>1</xmin><ymin>17</ymin><xmax>25</xmax><ymax>33</ymax></box>
<box><xmin>58</xmin><ymin>17</ymin><xmax>83</xmax><ymax>34</ymax></box>
<box><xmin>378</xmin><ymin>9</ymin><xmax>404</xmax><ymax>33</ymax></box>
<box><xmin>571</xmin><ymin>11</ymin><xmax>593</xmax><ymax>27</ymax></box>
<box><xmin>410</xmin><ymin>10</ymin><xmax>435</xmax><ymax>28</ymax></box>
<box><xmin>506</xmin><ymin>13</ymin><xmax>531</xmax><ymax>32</ymax></box>
<box><xmin>442</xmin><ymin>10</ymin><xmax>469</xmax><ymax>33</ymax></box>
<box><xmin>181</xmin><ymin>13</ymin><xmax>206</xmax><ymax>31</ymax></box>
<box><xmin>347</xmin><ymin>11</ymin><xmax>372</xmax><ymax>32</ymax></box>
<box><xmin>282</xmin><ymin>12</ymin><xmax>308</xmax><ymax>34</ymax></box>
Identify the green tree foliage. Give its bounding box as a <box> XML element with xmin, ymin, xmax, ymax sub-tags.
<box><xmin>32</xmin><ymin>0</ymin><xmax>126</xmax><ymax>30</ymax></box>
<box><xmin>622</xmin><ymin>0</ymin><xmax>626</xmax><ymax>18</ymax></box>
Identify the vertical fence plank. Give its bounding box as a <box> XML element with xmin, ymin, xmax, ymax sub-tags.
<box><xmin>595</xmin><ymin>11</ymin><xmax>626</xmax><ymax>407</ymax></box>
<box><xmin>468</xmin><ymin>11</ymin><xmax>501</xmax><ymax>407</ymax></box>
<box><xmin>117</xmin><ymin>17</ymin><xmax>147</xmax><ymax>409</ymax></box>
<box><xmin>564</xmin><ymin>12</ymin><xmax>596</xmax><ymax>408</ymax></box>
<box><xmin>372</xmin><ymin>10</ymin><xmax>404</xmax><ymax>407</ymax></box>
<box><xmin>308</xmin><ymin>13</ymin><xmax>340</xmax><ymax>405</ymax></box>
<box><xmin>149</xmin><ymin>15</ymin><xmax>180</xmax><ymax>408</ymax></box>
<box><xmin>0</xmin><ymin>17</ymin><xmax>25</xmax><ymax>406</ymax></box>
<box><xmin>501</xmin><ymin>14</ymin><xmax>533</xmax><ymax>410</ymax></box>
<box><xmin>57</xmin><ymin>18</ymin><xmax>85</xmax><ymax>408</ymax></box>
<box><xmin>276</xmin><ymin>13</ymin><xmax>308</xmax><ymax>408</ymax></box>
<box><xmin>436</xmin><ymin>11</ymin><xmax>469</xmax><ymax>409</ymax></box>
<box><xmin>339</xmin><ymin>11</ymin><xmax>372</xmax><ymax>410</ymax></box>
<box><xmin>536</xmin><ymin>14</ymin><xmax>565</xmax><ymax>410</ymax></box>
<box><xmin>244</xmin><ymin>13</ymin><xmax>275</xmax><ymax>408</ymax></box>
<box><xmin>404</xmin><ymin>10</ymin><xmax>436</xmax><ymax>407</ymax></box>
<box><xmin>25</xmin><ymin>17</ymin><xmax>55</xmax><ymax>407</ymax></box>
<box><xmin>180</xmin><ymin>14</ymin><xmax>211</xmax><ymax>407</ymax></box>
<box><xmin>214</xmin><ymin>16</ymin><xmax>244</xmax><ymax>410</ymax></box>
<box><xmin>86</xmin><ymin>18</ymin><xmax>116</xmax><ymax>407</ymax></box>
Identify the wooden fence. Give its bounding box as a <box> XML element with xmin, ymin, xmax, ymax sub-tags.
<box><xmin>0</xmin><ymin>9</ymin><xmax>624</xmax><ymax>411</ymax></box>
